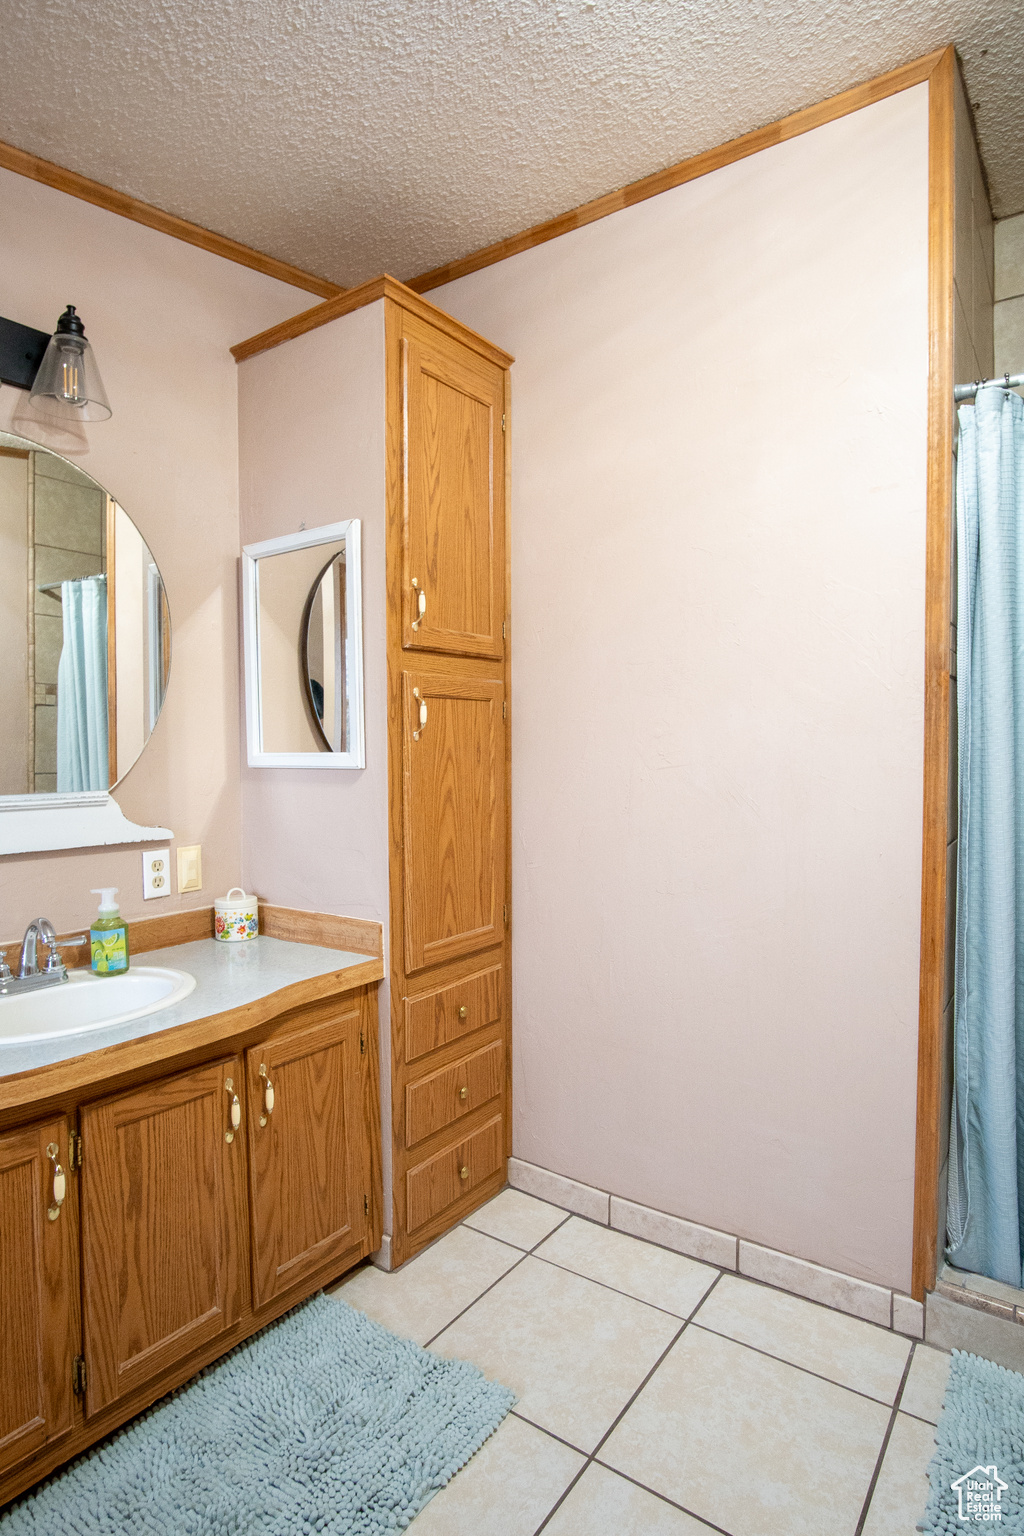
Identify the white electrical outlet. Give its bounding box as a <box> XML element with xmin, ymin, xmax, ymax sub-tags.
<box><xmin>143</xmin><ymin>847</ymin><xmax>171</xmax><ymax>899</ymax></box>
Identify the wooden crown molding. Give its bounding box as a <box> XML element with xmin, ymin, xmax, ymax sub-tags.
<box><xmin>0</xmin><ymin>138</ymin><xmax>344</xmax><ymax>302</ymax></box>
<box><xmin>406</xmin><ymin>47</ymin><xmax>952</xmax><ymax>296</ymax></box>
<box><xmin>230</xmin><ymin>272</ymin><xmax>514</xmax><ymax>367</ymax></box>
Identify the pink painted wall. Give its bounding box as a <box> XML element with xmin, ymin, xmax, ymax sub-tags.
<box><xmin>0</xmin><ymin>167</ymin><xmax>314</xmax><ymax>939</ymax></box>
<box><xmin>429</xmin><ymin>85</ymin><xmax>930</xmax><ymax>1290</ymax></box>
<box><xmin>236</xmin><ymin>301</ymin><xmax>392</xmax><ymax>1219</ymax></box>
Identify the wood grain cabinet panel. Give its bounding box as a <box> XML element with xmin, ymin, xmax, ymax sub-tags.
<box><xmin>405</xmin><ymin>1039</ymin><xmax>503</xmax><ymax>1148</ymax></box>
<box><xmin>405</xmin><ymin>964</ymin><xmax>503</xmax><ymax>1062</ymax></box>
<box><xmin>81</xmin><ymin>1058</ymin><xmax>248</xmax><ymax>1417</ymax></box>
<box><xmin>402</xmin><ymin>670</ymin><xmax>505</xmax><ymax>974</ymax></box>
<box><xmin>399</xmin><ymin>310</ymin><xmax>506</xmax><ymax>659</ymax></box>
<box><xmin>245</xmin><ymin>1008</ymin><xmax>370</xmax><ymax>1309</ymax></box>
<box><xmin>406</xmin><ymin>1115</ymin><xmax>504</xmax><ymax>1234</ymax></box>
<box><xmin>0</xmin><ymin>1117</ymin><xmax>78</xmax><ymax>1478</ymax></box>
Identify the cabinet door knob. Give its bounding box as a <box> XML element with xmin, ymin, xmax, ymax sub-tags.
<box><xmin>46</xmin><ymin>1142</ymin><xmax>66</xmax><ymax>1221</ymax></box>
<box><xmin>458</xmin><ymin>1005</ymin><xmax>468</xmax><ymax>1020</ymax></box>
<box><xmin>411</xmin><ymin>577</ymin><xmax>427</xmax><ymax>631</ymax></box>
<box><xmin>258</xmin><ymin>1064</ymin><xmax>275</xmax><ymax>1126</ymax></box>
<box><xmin>459</xmin><ymin>1086</ymin><xmax>468</xmax><ymax>1101</ymax></box>
<box><xmin>460</xmin><ymin>1165</ymin><xmax>469</xmax><ymax>1181</ymax></box>
<box><xmin>225</xmin><ymin>1082</ymin><xmax>241</xmax><ymax>1143</ymax></box>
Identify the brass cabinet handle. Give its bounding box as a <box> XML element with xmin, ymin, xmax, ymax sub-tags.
<box><xmin>458</xmin><ymin>1005</ymin><xmax>468</xmax><ymax>1020</ymax></box>
<box><xmin>459</xmin><ymin>1086</ymin><xmax>468</xmax><ymax>1101</ymax></box>
<box><xmin>412</xmin><ymin>688</ymin><xmax>428</xmax><ymax>741</ymax></box>
<box><xmin>46</xmin><ymin>1142</ymin><xmax>66</xmax><ymax>1221</ymax></box>
<box><xmin>411</xmin><ymin>577</ymin><xmax>427</xmax><ymax>631</ymax></box>
<box><xmin>258</xmin><ymin>1063</ymin><xmax>275</xmax><ymax>1127</ymax></box>
<box><xmin>225</xmin><ymin>1079</ymin><xmax>241</xmax><ymax>1143</ymax></box>
<box><xmin>460</xmin><ymin>1165</ymin><xmax>469</xmax><ymax>1181</ymax></box>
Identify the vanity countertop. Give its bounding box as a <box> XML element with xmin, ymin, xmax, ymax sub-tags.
<box><xmin>0</xmin><ymin>935</ymin><xmax>382</xmax><ymax>1082</ymax></box>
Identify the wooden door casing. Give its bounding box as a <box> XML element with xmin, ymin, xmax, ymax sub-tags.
<box><xmin>0</xmin><ymin>1117</ymin><xmax>78</xmax><ymax>1477</ymax></box>
<box><xmin>81</xmin><ymin>1058</ymin><xmax>248</xmax><ymax>1417</ymax></box>
<box><xmin>245</xmin><ymin>1007</ymin><xmax>369</xmax><ymax>1309</ymax></box>
<box><xmin>402</xmin><ymin>669</ymin><xmax>505</xmax><ymax>974</ymax></box>
<box><xmin>400</xmin><ymin>310</ymin><xmax>506</xmax><ymax>660</ymax></box>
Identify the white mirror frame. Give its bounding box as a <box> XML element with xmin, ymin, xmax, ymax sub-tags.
<box><xmin>242</xmin><ymin>521</ymin><xmax>365</xmax><ymax>769</ymax></box>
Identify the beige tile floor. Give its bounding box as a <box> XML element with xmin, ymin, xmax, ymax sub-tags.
<box><xmin>330</xmin><ymin>1188</ymin><xmax>951</xmax><ymax>1536</ymax></box>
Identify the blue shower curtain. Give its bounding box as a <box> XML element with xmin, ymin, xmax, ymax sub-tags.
<box><xmin>56</xmin><ymin>575</ymin><xmax>109</xmax><ymax>792</ymax></box>
<box><xmin>947</xmin><ymin>385</ymin><xmax>1024</xmax><ymax>1287</ymax></box>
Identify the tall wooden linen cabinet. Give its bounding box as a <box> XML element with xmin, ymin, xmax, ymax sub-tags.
<box><xmin>236</xmin><ymin>275</ymin><xmax>513</xmax><ymax>1270</ymax></box>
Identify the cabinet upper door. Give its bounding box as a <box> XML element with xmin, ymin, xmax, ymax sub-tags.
<box><xmin>0</xmin><ymin>1116</ymin><xmax>78</xmax><ymax>1478</ymax></box>
<box><xmin>81</xmin><ymin>1058</ymin><xmax>248</xmax><ymax>1417</ymax></box>
<box><xmin>246</xmin><ymin>1007</ymin><xmax>370</xmax><ymax>1309</ymax></box>
<box><xmin>399</xmin><ymin>310</ymin><xmax>506</xmax><ymax>659</ymax></box>
<box><xmin>402</xmin><ymin>668</ymin><xmax>506</xmax><ymax>973</ymax></box>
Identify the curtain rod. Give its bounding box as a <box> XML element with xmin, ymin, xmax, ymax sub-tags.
<box><xmin>954</xmin><ymin>372</ymin><xmax>1024</xmax><ymax>402</ymax></box>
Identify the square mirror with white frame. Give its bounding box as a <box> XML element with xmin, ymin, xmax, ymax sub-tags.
<box><xmin>242</xmin><ymin>521</ymin><xmax>364</xmax><ymax>769</ymax></box>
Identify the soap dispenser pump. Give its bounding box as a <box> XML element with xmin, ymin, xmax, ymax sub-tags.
<box><xmin>90</xmin><ymin>888</ymin><xmax>130</xmax><ymax>976</ymax></box>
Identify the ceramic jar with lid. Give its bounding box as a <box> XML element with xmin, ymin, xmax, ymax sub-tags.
<box><xmin>214</xmin><ymin>888</ymin><xmax>259</xmax><ymax>942</ymax></box>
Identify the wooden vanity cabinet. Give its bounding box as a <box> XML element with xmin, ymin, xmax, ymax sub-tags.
<box><xmin>0</xmin><ymin>1116</ymin><xmax>79</xmax><ymax>1479</ymax></box>
<box><xmin>0</xmin><ymin>975</ymin><xmax>382</xmax><ymax>1510</ymax></box>
<box><xmin>80</xmin><ymin>1058</ymin><xmax>249</xmax><ymax>1417</ymax></box>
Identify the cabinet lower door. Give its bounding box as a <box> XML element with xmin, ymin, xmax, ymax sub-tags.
<box><xmin>246</xmin><ymin>1008</ymin><xmax>370</xmax><ymax>1308</ymax></box>
<box><xmin>0</xmin><ymin>1117</ymin><xmax>79</xmax><ymax>1477</ymax></box>
<box><xmin>81</xmin><ymin>1058</ymin><xmax>249</xmax><ymax>1417</ymax></box>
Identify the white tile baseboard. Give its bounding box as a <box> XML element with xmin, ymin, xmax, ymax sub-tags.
<box><xmin>507</xmin><ymin>1157</ymin><xmax>610</xmax><ymax>1224</ymax></box>
<box><xmin>739</xmin><ymin>1240</ymin><xmax>891</xmax><ymax>1327</ymax></box>
<box><xmin>611</xmin><ymin>1195</ymin><xmax>737</xmax><ymax>1271</ymax></box>
<box><xmin>507</xmin><ymin>1156</ymin><xmax>922</xmax><ymax>1335</ymax></box>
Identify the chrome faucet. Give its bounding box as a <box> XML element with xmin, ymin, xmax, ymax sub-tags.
<box><xmin>0</xmin><ymin>919</ymin><xmax>87</xmax><ymax>996</ymax></box>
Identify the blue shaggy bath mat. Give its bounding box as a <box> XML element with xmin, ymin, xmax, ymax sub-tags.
<box><xmin>920</xmin><ymin>1350</ymin><xmax>1024</xmax><ymax>1533</ymax></box>
<box><xmin>0</xmin><ymin>1292</ymin><xmax>515</xmax><ymax>1535</ymax></box>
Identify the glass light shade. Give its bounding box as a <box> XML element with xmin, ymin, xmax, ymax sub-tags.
<box><xmin>30</xmin><ymin>307</ymin><xmax>111</xmax><ymax>421</ymax></box>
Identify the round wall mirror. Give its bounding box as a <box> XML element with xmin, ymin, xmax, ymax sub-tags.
<box><xmin>0</xmin><ymin>430</ymin><xmax>171</xmax><ymax>795</ymax></box>
<box><xmin>302</xmin><ymin>549</ymin><xmax>348</xmax><ymax>754</ymax></box>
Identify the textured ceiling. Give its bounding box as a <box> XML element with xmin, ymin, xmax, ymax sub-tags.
<box><xmin>0</xmin><ymin>0</ymin><xmax>1021</xmax><ymax>288</ymax></box>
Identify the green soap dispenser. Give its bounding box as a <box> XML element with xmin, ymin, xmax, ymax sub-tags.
<box><xmin>90</xmin><ymin>888</ymin><xmax>130</xmax><ymax>976</ymax></box>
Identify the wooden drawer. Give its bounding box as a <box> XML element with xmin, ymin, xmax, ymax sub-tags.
<box><xmin>406</xmin><ymin>1115</ymin><xmax>503</xmax><ymax>1233</ymax></box>
<box><xmin>405</xmin><ymin>964</ymin><xmax>502</xmax><ymax>1063</ymax></box>
<box><xmin>405</xmin><ymin>1039</ymin><xmax>503</xmax><ymax>1148</ymax></box>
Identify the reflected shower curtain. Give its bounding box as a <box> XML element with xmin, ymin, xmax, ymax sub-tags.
<box><xmin>947</xmin><ymin>385</ymin><xmax>1024</xmax><ymax>1287</ymax></box>
<box><xmin>56</xmin><ymin>575</ymin><xmax>109</xmax><ymax>792</ymax></box>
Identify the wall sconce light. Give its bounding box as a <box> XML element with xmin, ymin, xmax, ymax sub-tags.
<box><xmin>0</xmin><ymin>305</ymin><xmax>111</xmax><ymax>420</ymax></box>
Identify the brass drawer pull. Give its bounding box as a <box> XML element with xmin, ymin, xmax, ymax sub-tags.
<box><xmin>258</xmin><ymin>1063</ymin><xmax>275</xmax><ymax>1127</ymax></box>
<box><xmin>460</xmin><ymin>1165</ymin><xmax>469</xmax><ymax>1181</ymax></box>
<box><xmin>412</xmin><ymin>688</ymin><xmax>428</xmax><ymax>740</ymax></box>
<box><xmin>458</xmin><ymin>1005</ymin><xmax>468</xmax><ymax>1020</ymax></box>
<box><xmin>411</xmin><ymin>577</ymin><xmax>427</xmax><ymax>631</ymax></box>
<box><xmin>225</xmin><ymin>1079</ymin><xmax>241</xmax><ymax>1143</ymax></box>
<box><xmin>46</xmin><ymin>1142</ymin><xmax>66</xmax><ymax>1221</ymax></box>
<box><xmin>459</xmin><ymin>1086</ymin><xmax>468</xmax><ymax>1101</ymax></box>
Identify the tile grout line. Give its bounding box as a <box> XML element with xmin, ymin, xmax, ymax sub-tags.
<box><xmin>421</xmin><ymin>1213</ymin><xmax>575</xmax><ymax>1349</ymax></box>
<box><xmin>589</xmin><ymin>1460</ymin><xmax>737</xmax><ymax>1536</ymax></box>
<box><xmin>852</xmin><ymin>1341</ymin><xmax>917</xmax><ymax>1536</ymax></box>
<box><xmin>685</xmin><ymin>1320</ymin><xmax>913</xmax><ymax>1411</ymax></box>
<box><xmin>530</xmin><ymin>1270</ymin><xmax>729</xmax><ymax>1536</ymax></box>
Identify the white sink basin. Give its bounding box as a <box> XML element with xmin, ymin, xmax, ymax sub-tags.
<box><xmin>0</xmin><ymin>967</ymin><xmax>196</xmax><ymax>1044</ymax></box>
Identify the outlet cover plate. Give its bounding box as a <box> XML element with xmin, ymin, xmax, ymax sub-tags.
<box><xmin>142</xmin><ymin>847</ymin><xmax>171</xmax><ymax>899</ymax></box>
<box><xmin>176</xmin><ymin>844</ymin><xmax>202</xmax><ymax>893</ymax></box>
